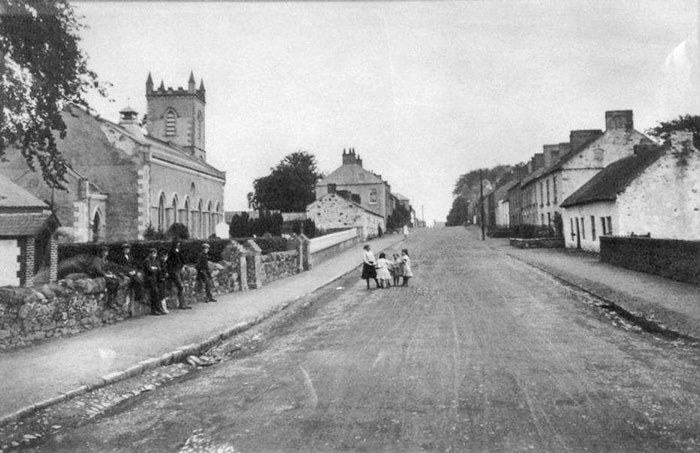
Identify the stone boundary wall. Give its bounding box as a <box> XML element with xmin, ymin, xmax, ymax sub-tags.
<box><xmin>509</xmin><ymin>237</ymin><xmax>565</xmax><ymax>249</ymax></box>
<box><xmin>600</xmin><ymin>236</ymin><xmax>700</xmax><ymax>285</ymax></box>
<box><xmin>261</xmin><ymin>251</ymin><xmax>299</xmax><ymax>285</ymax></box>
<box><xmin>0</xmin><ymin>237</ymin><xmax>311</xmax><ymax>350</ymax></box>
<box><xmin>309</xmin><ymin>228</ymin><xmax>359</xmax><ymax>267</ymax></box>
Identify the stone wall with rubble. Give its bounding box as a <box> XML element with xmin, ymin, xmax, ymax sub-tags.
<box><xmin>261</xmin><ymin>251</ymin><xmax>299</xmax><ymax>285</ymax></box>
<box><xmin>0</xmin><ymin>260</ymin><xmax>240</xmax><ymax>350</ymax></box>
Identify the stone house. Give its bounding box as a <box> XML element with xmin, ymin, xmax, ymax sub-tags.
<box><xmin>560</xmin><ymin>132</ymin><xmax>700</xmax><ymax>252</ymax></box>
<box><xmin>529</xmin><ymin>110</ymin><xmax>652</xmax><ymax>230</ymax></box>
<box><xmin>0</xmin><ymin>175</ymin><xmax>59</xmax><ymax>286</ymax></box>
<box><xmin>306</xmin><ymin>193</ymin><xmax>384</xmax><ymax>240</ymax></box>
<box><xmin>1</xmin><ymin>73</ymin><xmax>226</xmax><ymax>242</ymax></box>
<box><xmin>315</xmin><ymin>149</ymin><xmax>394</xmax><ymax>223</ymax></box>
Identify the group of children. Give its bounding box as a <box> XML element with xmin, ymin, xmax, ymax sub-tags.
<box><xmin>362</xmin><ymin>244</ymin><xmax>412</xmax><ymax>289</ymax></box>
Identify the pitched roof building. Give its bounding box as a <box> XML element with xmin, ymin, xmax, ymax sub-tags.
<box><xmin>560</xmin><ymin>131</ymin><xmax>699</xmax><ymax>251</ymax></box>
<box><xmin>1</xmin><ymin>73</ymin><xmax>226</xmax><ymax>242</ymax></box>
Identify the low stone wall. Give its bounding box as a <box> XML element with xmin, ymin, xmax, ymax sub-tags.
<box><xmin>262</xmin><ymin>251</ymin><xmax>299</xmax><ymax>285</ymax></box>
<box><xmin>309</xmin><ymin>229</ymin><xmax>360</xmax><ymax>267</ymax></box>
<box><xmin>0</xmin><ymin>261</ymin><xmax>241</xmax><ymax>350</ymax></box>
<box><xmin>509</xmin><ymin>237</ymin><xmax>565</xmax><ymax>249</ymax></box>
<box><xmin>0</xmin><ymin>236</ymin><xmax>313</xmax><ymax>350</ymax></box>
<box><xmin>600</xmin><ymin>236</ymin><xmax>700</xmax><ymax>285</ymax></box>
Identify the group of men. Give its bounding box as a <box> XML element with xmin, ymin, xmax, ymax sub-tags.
<box><xmin>99</xmin><ymin>240</ymin><xmax>217</xmax><ymax>316</ymax></box>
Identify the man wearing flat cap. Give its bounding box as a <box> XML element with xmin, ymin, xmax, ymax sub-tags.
<box><xmin>196</xmin><ymin>243</ymin><xmax>216</xmax><ymax>302</ymax></box>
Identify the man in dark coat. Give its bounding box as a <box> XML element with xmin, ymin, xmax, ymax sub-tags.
<box><xmin>113</xmin><ymin>243</ymin><xmax>144</xmax><ymax>302</ymax></box>
<box><xmin>167</xmin><ymin>239</ymin><xmax>191</xmax><ymax>309</ymax></box>
<box><xmin>143</xmin><ymin>248</ymin><xmax>165</xmax><ymax>315</ymax></box>
<box><xmin>196</xmin><ymin>243</ymin><xmax>216</xmax><ymax>302</ymax></box>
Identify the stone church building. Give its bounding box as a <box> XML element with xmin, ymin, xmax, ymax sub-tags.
<box><xmin>1</xmin><ymin>72</ymin><xmax>226</xmax><ymax>242</ymax></box>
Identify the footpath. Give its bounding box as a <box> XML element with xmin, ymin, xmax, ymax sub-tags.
<box><xmin>487</xmin><ymin>233</ymin><xmax>700</xmax><ymax>342</ymax></box>
<box><xmin>0</xmin><ymin>234</ymin><xmax>405</xmax><ymax>425</ymax></box>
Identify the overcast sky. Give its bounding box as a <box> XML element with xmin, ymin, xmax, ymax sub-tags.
<box><xmin>75</xmin><ymin>0</ymin><xmax>698</xmax><ymax>225</ymax></box>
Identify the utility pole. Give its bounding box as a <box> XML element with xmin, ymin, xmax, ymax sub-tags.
<box><xmin>480</xmin><ymin>169</ymin><xmax>485</xmax><ymax>241</ymax></box>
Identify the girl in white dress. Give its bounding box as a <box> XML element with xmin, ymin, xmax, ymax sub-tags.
<box><xmin>401</xmin><ymin>249</ymin><xmax>413</xmax><ymax>286</ymax></box>
<box><xmin>375</xmin><ymin>252</ymin><xmax>392</xmax><ymax>288</ymax></box>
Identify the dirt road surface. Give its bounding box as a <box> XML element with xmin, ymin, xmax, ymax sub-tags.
<box><xmin>27</xmin><ymin>227</ymin><xmax>700</xmax><ymax>452</ymax></box>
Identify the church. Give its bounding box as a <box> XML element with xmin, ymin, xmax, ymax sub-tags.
<box><xmin>0</xmin><ymin>72</ymin><xmax>226</xmax><ymax>242</ymax></box>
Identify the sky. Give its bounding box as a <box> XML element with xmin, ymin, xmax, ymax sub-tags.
<box><xmin>74</xmin><ymin>0</ymin><xmax>699</xmax><ymax>225</ymax></box>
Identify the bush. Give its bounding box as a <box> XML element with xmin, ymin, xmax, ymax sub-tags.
<box><xmin>167</xmin><ymin>223</ymin><xmax>190</xmax><ymax>240</ymax></box>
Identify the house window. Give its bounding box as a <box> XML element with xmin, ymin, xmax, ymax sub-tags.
<box><xmin>547</xmin><ymin>212</ymin><xmax>551</xmax><ymax>226</ymax></box>
<box><xmin>546</xmin><ymin>180</ymin><xmax>550</xmax><ymax>205</ymax></box>
<box><xmin>539</xmin><ymin>182</ymin><xmax>544</xmax><ymax>207</ymax></box>
<box><xmin>553</xmin><ymin>177</ymin><xmax>558</xmax><ymax>204</ymax></box>
<box><xmin>580</xmin><ymin>217</ymin><xmax>585</xmax><ymax>239</ymax></box>
<box><xmin>601</xmin><ymin>217</ymin><xmax>607</xmax><ymax>235</ymax></box>
<box><xmin>165</xmin><ymin>110</ymin><xmax>177</xmax><ymax>137</ymax></box>
<box><xmin>369</xmin><ymin>189</ymin><xmax>378</xmax><ymax>204</ymax></box>
<box><xmin>570</xmin><ymin>218</ymin><xmax>575</xmax><ymax>239</ymax></box>
<box><xmin>606</xmin><ymin>216</ymin><xmax>612</xmax><ymax>235</ymax></box>
<box><xmin>541</xmin><ymin>213</ymin><xmax>545</xmax><ymax>225</ymax></box>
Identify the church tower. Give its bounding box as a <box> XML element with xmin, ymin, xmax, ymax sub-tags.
<box><xmin>145</xmin><ymin>71</ymin><xmax>207</xmax><ymax>160</ymax></box>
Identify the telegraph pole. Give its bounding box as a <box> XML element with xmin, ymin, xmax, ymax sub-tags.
<box><xmin>480</xmin><ymin>169</ymin><xmax>485</xmax><ymax>241</ymax></box>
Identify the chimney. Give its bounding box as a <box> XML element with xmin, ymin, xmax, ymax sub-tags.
<box><xmin>570</xmin><ymin>129</ymin><xmax>603</xmax><ymax>151</ymax></box>
<box><xmin>342</xmin><ymin>148</ymin><xmax>361</xmax><ymax>166</ymax></box>
<box><xmin>542</xmin><ymin>144</ymin><xmax>560</xmax><ymax>168</ymax></box>
<box><xmin>605</xmin><ymin>110</ymin><xmax>634</xmax><ymax>131</ymax></box>
<box><xmin>531</xmin><ymin>153</ymin><xmax>544</xmax><ymax>171</ymax></box>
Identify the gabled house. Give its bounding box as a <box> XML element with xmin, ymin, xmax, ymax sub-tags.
<box><xmin>533</xmin><ymin>110</ymin><xmax>652</xmax><ymax>229</ymax></box>
<box><xmin>315</xmin><ymin>149</ymin><xmax>394</xmax><ymax>223</ymax></box>
<box><xmin>0</xmin><ymin>175</ymin><xmax>59</xmax><ymax>286</ymax></box>
<box><xmin>560</xmin><ymin>131</ymin><xmax>700</xmax><ymax>251</ymax></box>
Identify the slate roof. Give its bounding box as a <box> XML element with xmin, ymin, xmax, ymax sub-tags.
<box><xmin>0</xmin><ymin>212</ymin><xmax>55</xmax><ymax>236</ymax></box>
<box><xmin>560</xmin><ymin>147</ymin><xmax>666</xmax><ymax>208</ymax></box>
<box><xmin>0</xmin><ymin>174</ymin><xmax>48</xmax><ymax>209</ymax></box>
<box><xmin>318</xmin><ymin>164</ymin><xmax>384</xmax><ymax>186</ymax></box>
<box><xmin>393</xmin><ymin>192</ymin><xmax>410</xmax><ymax>201</ymax></box>
<box><xmin>541</xmin><ymin>129</ymin><xmax>650</xmax><ymax>180</ymax></box>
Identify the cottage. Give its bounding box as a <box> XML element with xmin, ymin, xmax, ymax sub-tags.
<box><xmin>306</xmin><ymin>193</ymin><xmax>384</xmax><ymax>240</ymax></box>
<box><xmin>561</xmin><ymin>131</ymin><xmax>700</xmax><ymax>251</ymax></box>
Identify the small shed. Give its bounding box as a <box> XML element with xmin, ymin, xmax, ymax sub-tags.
<box><xmin>0</xmin><ymin>174</ymin><xmax>60</xmax><ymax>286</ymax></box>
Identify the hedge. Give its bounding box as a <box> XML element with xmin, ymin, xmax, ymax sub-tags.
<box><xmin>600</xmin><ymin>236</ymin><xmax>700</xmax><ymax>285</ymax></box>
<box><xmin>58</xmin><ymin>239</ymin><xmax>231</xmax><ymax>265</ymax></box>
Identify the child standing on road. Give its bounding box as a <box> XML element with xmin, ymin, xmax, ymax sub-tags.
<box><xmin>391</xmin><ymin>253</ymin><xmax>402</xmax><ymax>287</ymax></box>
<box><xmin>401</xmin><ymin>249</ymin><xmax>413</xmax><ymax>287</ymax></box>
<box><xmin>376</xmin><ymin>252</ymin><xmax>392</xmax><ymax>289</ymax></box>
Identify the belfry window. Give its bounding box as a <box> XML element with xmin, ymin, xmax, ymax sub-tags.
<box><xmin>165</xmin><ymin>110</ymin><xmax>177</xmax><ymax>137</ymax></box>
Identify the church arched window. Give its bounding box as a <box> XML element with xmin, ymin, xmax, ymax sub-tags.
<box><xmin>171</xmin><ymin>195</ymin><xmax>179</xmax><ymax>224</ymax></box>
<box><xmin>157</xmin><ymin>193</ymin><xmax>166</xmax><ymax>231</ymax></box>
<box><xmin>165</xmin><ymin>109</ymin><xmax>177</xmax><ymax>137</ymax></box>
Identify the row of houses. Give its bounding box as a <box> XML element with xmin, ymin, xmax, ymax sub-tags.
<box><xmin>479</xmin><ymin>110</ymin><xmax>700</xmax><ymax>252</ymax></box>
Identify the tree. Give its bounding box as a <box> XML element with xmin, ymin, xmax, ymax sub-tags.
<box><xmin>647</xmin><ymin>115</ymin><xmax>700</xmax><ymax>149</ymax></box>
<box><xmin>251</xmin><ymin>151</ymin><xmax>323</xmax><ymax>212</ymax></box>
<box><xmin>446</xmin><ymin>195</ymin><xmax>471</xmax><ymax>226</ymax></box>
<box><xmin>1</xmin><ymin>0</ymin><xmax>106</xmax><ymax>188</ymax></box>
